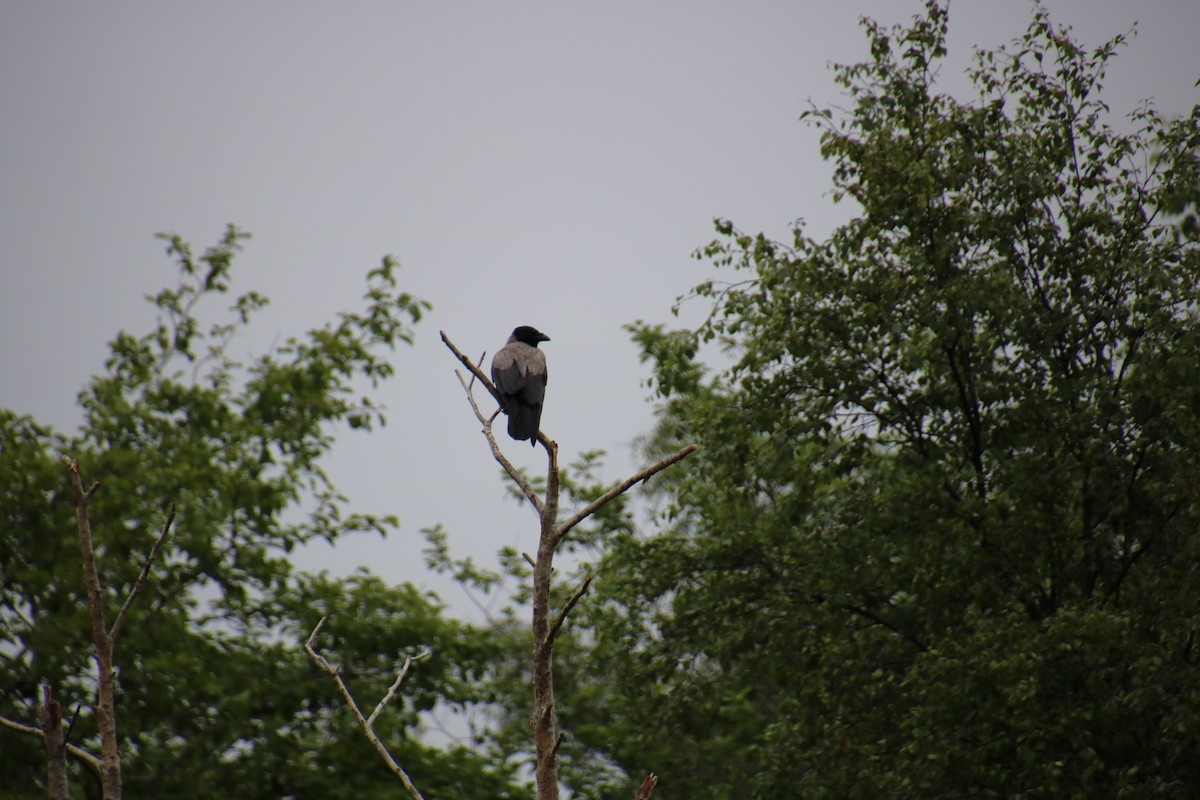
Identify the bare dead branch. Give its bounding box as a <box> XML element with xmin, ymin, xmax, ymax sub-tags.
<box><xmin>63</xmin><ymin>455</ymin><xmax>122</xmax><ymax>800</ymax></box>
<box><xmin>109</xmin><ymin>504</ymin><xmax>176</xmax><ymax>643</ymax></box>
<box><xmin>556</xmin><ymin>444</ymin><xmax>698</xmax><ymax>543</ymax></box>
<box><xmin>441</xmin><ymin>330</ymin><xmax>505</xmax><ymax>408</ymax></box>
<box><xmin>454</xmin><ymin>369</ymin><xmax>545</xmax><ymax>514</ymax></box>
<box><xmin>544</xmin><ymin>575</ymin><xmax>594</xmax><ymax>650</ymax></box>
<box><xmin>0</xmin><ymin>712</ymin><xmax>103</xmax><ymax>774</ymax></box>
<box><xmin>468</xmin><ymin>350</ymin><xmax>486</xmax><ymax>390</ymax></box>
<box><xmin>635</xmin><ymin>773</ymin><xmax>660</xmax><ymax>800</ymax></box>
<box><xmin>442</xmin><ymin>330</ymin><xmax>694</xmax><ymax>800</ymax></box>
<box><xmin>367</xmin><ymin>650</ymin><xmax>432</xmax><ymax>727</ymax></box>
<box><xmin>304</xmin><ymin>617</ymin><xmax>427</xmax><ymax>800</ymax></box>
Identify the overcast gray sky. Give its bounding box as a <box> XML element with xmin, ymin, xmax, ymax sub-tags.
<box><xmin>3</xmin><ymin>1</ymin><xmax>1197</xmax><ymax>619</ymax></box>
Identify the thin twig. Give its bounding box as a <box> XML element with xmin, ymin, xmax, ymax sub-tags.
<box><xmin>304</xmin><ymin>617</ymin><xmax>426</xmax><ymax>800</ymax></box>
<box><xmin>110</xmin><ymin>504</ymin><xmax>176</xmax><ymax>642</ymax></box>
<box><xmin>544</xmin><ymin>575</ymin><xmax>594</xmax><ymax>649</ymax></box>
<box><xmin>556</xmin><ymin>444</ymin><xmax>698</xmax><ymax>543</ymax></box>
<box><xmin>64</xmin><ymin>702</ymin><xmax>83</xmax><ymax>748</ymax></box>
<box><xmin>469</xmin><ymin>351</ymin><xmax>486</xmax><ymax>390</ymax></box>
<box><xmin>522</xmin><ymin>552</ymin><xmax>537</xmax><ymax>569</ymax></box>
<box><xmin>458</xmin><ymin>580</ymin><xmax>501</xmax><ymax>629</ymax></box>
<box><xmin>441</xmin><ymin>330</ymin><xmax>505</xmax><ymax>408</ymax></box>
<box><xmin>367</xmin><ymin>650</ymin><xmax>431</xmax><ymax>726</ymax></box>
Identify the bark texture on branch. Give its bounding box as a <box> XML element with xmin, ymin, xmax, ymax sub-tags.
<box><xmin>635</xmin><ymin>772</ymin><xmax>659</xmax><ymax>800</ymax></box>
<box><xmin>38</xmin><ymin>684</ymin><xmax>69</xmax><ymax>800</ymax></box>
<box><xmin>531</xmin><ymin>440</ymin><xmax>562</xmax><ymax>800</ymax></box>
<box><xmin>65</xmin><ymin>457</ymin><xmax>123</xmax><ymax>800</ymax></box>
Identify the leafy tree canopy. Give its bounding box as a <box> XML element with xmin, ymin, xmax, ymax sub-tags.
<box><xmin>559</xmin><ymin>2</ymin><xmax>1200</xmax><ymax>797</ymax></box>
<box><xmin>0</xmin><ymin>226</ymin><xmax>525</xmax><ymax>798</ymax></box>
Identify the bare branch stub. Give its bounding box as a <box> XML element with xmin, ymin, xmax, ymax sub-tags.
<box><xmin>635</xmin><ymin>773</ymin><xmax>660</xmax><ymax>800</ymax></box>
<box><xmin>39</xmin><ymin>684</ymin><xmax>69</xmax><ymax>800</ymax></box>
<box><xmin>304</xmin><ymin>617</ymin><xmax>427</xmax><ymax>800</ymax></box>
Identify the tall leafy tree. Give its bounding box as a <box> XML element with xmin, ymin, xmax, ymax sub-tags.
<box><xmin>1</xmin><ymin>227</ymin><xmax>524</xmax><ymax>798</ymax></box>
<box><xmin>560</xmin><ymin>3</ymin><xmax>1200</xmax><ymax>797</ymax></box>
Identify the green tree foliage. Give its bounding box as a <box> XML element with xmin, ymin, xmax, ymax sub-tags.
<box><xmin>560</xmin><ymin>3</ymin><xmax>1200</xmax><ymax>797</ymax></box>
<box><xmin>0</xmin><ymin>227</ymin><xmax>524</xmax><ymax>798</ymax></box>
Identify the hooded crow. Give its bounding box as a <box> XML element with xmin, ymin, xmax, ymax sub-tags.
<box><xmin>491</xmin><ymin>326</ymin><xmax>550</xmax><ymax>445</ymax></box>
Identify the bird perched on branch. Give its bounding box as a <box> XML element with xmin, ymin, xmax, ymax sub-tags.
<box><xmin>491</xmin><ymin>325</ymin><xmax>550</xmax><ymax>445</ymax></box>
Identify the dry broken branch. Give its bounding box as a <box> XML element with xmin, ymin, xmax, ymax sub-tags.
<box><xmin>454</xmin><ymin>368</ymin><xmax>544</xmax><ymax>515</ymax></box>
<box><xmin>441</xmin><ymin>329</ymin><xmax>505</xmax><ymax>408</ymax></box>
<box><xmin>443</xmin><ymin>330</ymin><xmax>695</xmax><ymax>800</ymax></box>
<box><xmin>556</xmin><ymin>443</ymin><xmax>698</xmax><ymax>543</ymax></box>
<box><xmin>304</xmin><ymin>617</ymin><xmax>429</xmax><ymax>800</ymax></box>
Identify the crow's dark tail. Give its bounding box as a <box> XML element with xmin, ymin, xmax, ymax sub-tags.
<box><xmin>507</xmin><ymin>402</ymin><xmax>542</xmax><ymax>444</ymax></box>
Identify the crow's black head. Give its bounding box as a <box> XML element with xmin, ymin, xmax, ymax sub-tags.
<box><xmin>512</xmin><ymin>326</ymin><xmax>550</xmax><ymax>346</ymax></box>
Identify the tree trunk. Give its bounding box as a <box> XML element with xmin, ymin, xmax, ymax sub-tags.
<box><xmin>38</xmin><ymin>684</ymin><xmax>69</xmax><ymax>800</ymax></box>
<box><xmin>532</xmin><ymin>441</ymin><xmax>561</xmax><ymax>800</ymax></box>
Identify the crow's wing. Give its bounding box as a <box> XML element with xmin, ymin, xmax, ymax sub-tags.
<box><xmin>491</xmin><ymin>339</ymin><xmax>547</xmax><ymax>444</ymax></box>
<box><xmin>518</xmin><ymin>347</ymin><xmax>547</xmax><ymax>404</ymax></box>
<box><xmin>491</xmin><ymin>343</ymin><xmax>546</xmax><ymax>404</ymax></box>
